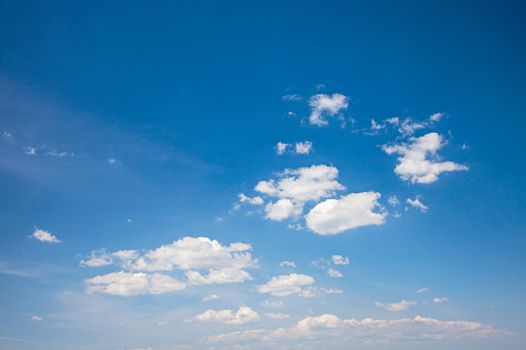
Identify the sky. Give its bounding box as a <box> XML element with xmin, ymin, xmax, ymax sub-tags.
<box><xmin>0</xmin><ymin>1</ymin><xmax>525</xmax><ymax>349</ymax></box>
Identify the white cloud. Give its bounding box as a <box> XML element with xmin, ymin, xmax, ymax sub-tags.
<box><xmin>327</xmin><ymin>268</ymin><xmax>343</xmax><ymax>278</ymax></box>
<box><xmin>191</xmin><ymin>306</ymin><xmax>259</xmax><ymax>325</ymax></box>
<box><xmin>388</xmin><ymin>195</ymin><xmax>400</xmax><ymax>206</ymax></box>
<box><xmin>210</xmin><ymin>314</ymin><xmax>507</xmax><ymax>346</ymax></box>
<box><xmin>31</xmin><ymin>315</ymin><xmax>43</xmax><ymax>321</ymax></box>
<box><xmin>265</xmin><ymin>312</ymin><xmax>290</xmax><ymax>319</ymax></box>
<box><xmin>112</xmin><ymin>250</ymin><xmax>138</xmax><ymax>261</ymax></box>
<box><xmin>32</xmin><ymin>228</ymin><xmax>61</xmax><ymax>244</ymax></box>
<box><xmin>265</xmin><ymin>199</ymin><xmax>300</xmax><ymax>221</ymax></box>
<box><xmin>261</xmin><ymin>300</ymin><xmax>285</xmax><ymax>308</ymax></box>
<box><xmin>107</xmin><ymin>158</ymin><xmax>118</xmax><ymax>164</ymax></box>
<box><xmin>185</xmin><ymin>267</ymin><xmax>252</xmax><ymax>285</ymax></box>
<box><xmin>406</xmin><ymin>197</ymin><xmax>428</xmax><ymax>212</ymax></box>
<box><xmin>429</xmin><ymin>112</ymin><xmax>444</xmax><ymax>122</ymax></box>
<box><xmin>294</xmin><ymin>141</ymin><xmax>313</xmax><ymax>155</ymax></box>
<box><xmin>433</xmin><ymin>297</ymin><xmax>449</xmax><ymax>303</ymax></box>
<box><xmin>416</xmin><ymin>287</ymin><xmax>429</xmax><ymax>294</ymax></box>
<box><xmin>257</xmin><ymin>273</ymin><xmax>315</xmax><ymax>297</ymax></box>
<box><xmin>80</xmin><ymin>249</ymin><xmax>113</xmax><ymax>267</ymax></box>
<box><xmin>255</xmin><ymin>164</ymin><xmax>345</xmax><ymax>203</ymax></box>
<box><xmin>331</xmin><ymin>255</ymin><xmax>350</xmax><ymax>265</ymax></box>
<box><xmin>300</xmin><ymin>286</ymin><xmax>343</xmax><ymax>298</ymax></box>
<box><xmin>399</xmin><ymin>118</ymin><xmax>426</xmax><ymax>136</ymax></box>
<box><xmin>383</xmin><ymin>132</ymin><xmax>468</xmax><ymax>184</ymax></box>
<box><xmin>275</xmin><ymin>142</ymin><xmax>289</xmax><ymax>155</ymax></box>
<box><xmin>279</xmin><ymin>260</ymin><xmax>296</xmax><ymax>268</ymax></box>
<box><xmin>25</xmin><ymin>146</ymin><xmax>37</xmax><ymax>155</ymax></box>
<box><xmin>308</xmin><ymin>93</ymin><xmax>349</xmax><ymax>126</ymax></box>
<box><xmin>202</xmin><ymin>294</ymin><xmax>219</xmax><ymax>301</ymax></box>
<box><xmin>305</xmin><ymin>192</ymin><xmax>387</xmax><ymax>235</ymax></box>
<box><xmin>85</xmin><ymin>271</ymin><xmax>186</xmax><ymax>296</ymax></box>
<box><xmin>375</xmin><ymin>299</ymin><xmax>416</xmax><ymax>312</ymax></box>
<box><xmin>238</xmin><ymin>193</ymin><xmax>264</xmax><ymax>205</ymax></box>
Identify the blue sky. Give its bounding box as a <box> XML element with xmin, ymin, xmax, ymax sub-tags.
<box><xmin>0</xmin><ymin>1</ymin><xmax>525</xmax><ymax>349</ymax></box>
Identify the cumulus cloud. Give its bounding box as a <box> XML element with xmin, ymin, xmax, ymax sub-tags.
<box><xmin>383</xmin><ymin>132</ymin><xmax>468</xmax><ymax>184</ymax></box>
<box><xmin>305</xmin><ymin>192</ymin><xmax>387</xmax><ymax>235</ymax></box>
<box><xmin>279</xmin><ymin>260</ymin><xmax>296</xmax><ymax>268</ymax></box>
<box><xmin>80</xmin><ymin>249</ymin><xmax>113</xmax><ymax>267</ymax></box>
<box><xmin>191</xmin><ymin>306</ymin><xmax>259</xmax><ymax>325</ymax></box>
<box><xmin>294</xmin><ymin>141</ymin><xmax>313</xmax><ymax>154</ymax></box>
<box><xmin>375</xmin><ymin>300</ymin><xmax>416</xmax><ymax>312</ymax></box>
<box><xmin>257</xmin><ymin>273</ymin><xmax>315</xmax><ymax>297</ymax></box>
<box><xmin>83</xmin><ymin>237</ymin><xmax>258</xmax><ymax>295</ymax></box>
<box><xmin>210</xmin><ymin>314</ymin><xmax>507</xmax><ymax>346</ymax></box>
<box><xmin>265</xmin><ymin>199</ymin><xmax>301</xmax><ymax>221</ymax></box>
<box><xmin>406</xmin><ymin>197</ymin><xmax>428</xmax><ymax>212</ymax></box>
<box><xmin>331</xmin><ymin>255</ymin><xmax>350</xmax><ymax>265</ymax></box>
<box><xmin>85</xmin><ymin>271</ymin><xmax>186</xmax><ymax>296</ymax></box>
<box><xmin>32</xmin><ymin>228</ymin><xmax>61</xmax><ymax>244</ymax></box>
<box><xmin>308</xmin><ymin>93</ymin><xmax>349</xmax><ymax>126</ymax></box>
<box><xmin>238</xmin><ymin>193</ymin><xmax>264</xmax><ymax>205</ymax></box>
<box><xmin>327</xmin><ymin>268</ymin><xmax>343</xmax><ymax>278</ymax></box>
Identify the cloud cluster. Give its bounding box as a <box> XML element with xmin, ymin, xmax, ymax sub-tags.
<box><xmin>383</xmin><ymin>132</ymin><xmax>468</xmax><ymax>184</ymax></box>
<box><xmin>190</xmin><ymin>306</ymin><xmax>259</xmax><ymax>325</ymax></box>
<box><xmin>275</xmin><ymin>141</ymin><xmax>313</xmax><ymax>155</ymax></box>
<box><xmin>210</xmin><ymin>313</ymin><xmax>506</xmax><ymax>347</ymax></box>
<box><xmin>308</xmin><ymin>93</ymin><xmax>349</xmax><ymax>127</ymax></box>
<box><xmin>84</xmin><ymin>237</ymin><xmax>258</xmax><ymax>296</ymax></box>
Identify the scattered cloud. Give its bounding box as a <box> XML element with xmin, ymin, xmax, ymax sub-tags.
<box><xmin>190</xmin><ymin>306</ymin><xmax>259</xmax><ymax>325</ymax></box>
<box><xmin>294</xmin><ymin>141</ymin><xmax>313</xmax><ymax>155</ymax></box>
<box><xmin>257</xmin><ymin>273</ymin><xmax>315</xmax><ymax>297</ymax></box>
<box><xmin>406</xmin><ymin>197</ymin><xmax>428</xmax><ymax>212</ymax></box>
<box><xmin>31</xmin><ymin>315</ymin><xmax>43</xmax><ymax>321</ymax></box>
<box><xmin>275</xmin><ymin>142</ymin><xmax>289</xmax><ymax>155</ymax></box>
<box><xmin>305</xmin><ymin>192</ymin><xmax>387</xmax><ymax>235</ymax></box>
<box><xmin>80</xmin><ymin>249</ymin><xmax>113</xmax><ymax>267</ymax></box>
<box><xmin>388</xmin><ymin>195</ymin><xmax>400</xmax><ymax>206</ymax></box>
<box><xmin>265</xmin><ymin>312</ymin><xmax>290</xmax><ymax>319</ymax></box>
<box><xmin>416</xmin><ymin>287</ymin><xmax>429</xmax><ymax>294</ymax></box>
<box><xmin>331</xmin><ymin>255</ymin><xmax>350</xmax><ymax>265</ymax></box>
<box><xmin>261</xmin><ymin>300</ymin><xmax>285</xmax><ymax>308</ymax></box>
<box><xmin>238</xmin><ymin>193</ymin><xmax>264</xmax><ymax>205</ymax></box>
<box><xmin>383</xmin><ymin>132</ymin><xmax>468</xmax><ymax>184</ymax></box>
<box><xmin>85</xmin><ymin>271</ymin><xmax>186</xmax><ymax>296</ymax></box>
<box><xmin>433</xmin><ymin>297</ymin><xmax>449</xmax><ymax>303</ymax></box>
<box><xmin>282</xmin><ymin>94</ymin><xmax>302</xmax><ymax>101</ymax></box>
<box><xmin>375</xmin><ymin>300</ymin><xmax>416</xmax><ymax>312</ymax></box>
<box><xmin>202</xmin><ymin>294</ymin><xmax>219</xmax><ymax>302</ymax></box>
<box><xmin>32</xmin><ymin>228</ymin><xmax>61</xmax><ymax>244</ymax></box>
<box><xmin>327</xmin><ymin>268</ymin><xmax>343</xmax><ymax>278</ymax></box>
<box><xmin>308</xmin><ymin>93</ymin><xmax>349</xmax><ymax>127</ymax></box>
<box><xmin>279</xmin><ymin>260</ymin><xmax>296</xmax><ymax>268</ymax></box>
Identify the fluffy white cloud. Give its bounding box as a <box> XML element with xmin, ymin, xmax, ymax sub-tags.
<box><xmin>85</xmin><ymin>271</ymin><xmax>186</xmax><ymax>296</ymax></box>
<box><xmin>275</xmin><ymin>142</ymin><xmax>289</xmax><ymax>155</ymax></box>
<box><xmin>433</xmin><ymin>297</ymin><xmax>449</xmax><ymax>303</ymax></box>
<box><xmin>80</xmin><ymin>249</ymin><xmax>113</xmax><ymax>267</ymax></box>
<box><xmin>238</xmin><ymin>193</ymin><xmax>264</xmax><ymax>205</ymax></box>
<box><xmin>383</xmin><ymin>132</ymin><xmax>468</xmax><ymax>184</ymax></box>
<box><xmin>305</xmin><ymin>192</ymin><xmax>387</xmax><ymax>235</ymax></box>
<box><xmin>331</xmin><ymin>255</ymin><xmax>350</xmax><ymax>265</ymax></box>
<box><xmin>327</xmin><ymin>268</ymin><xmax>343</xmax><ymax>278</ymax></box>
<box><xmin>308</xmin><ymin>93</ymin><xmax>349</xmax><ymax>126</ymax></box>
<box><xmin>191</xmin><ymin>306</ymin><xmax>259</xmax><ymax>325</ymax></box>
<box><xmin>265</xmin><ymin>312</ymin><xmax>290</xmax><ymax>319</ymax></box>
<box><xmin>294</xmin><ymin>141</ymin><xmax>313</xmax><ymax>154</ymax></box>
<box><xmin>265</xmin><ymin>199</ymin><xmax>300</xmax><ymax>221</ymax></box>
<box><xmin>185</xmin><ymin>267</ymin><xmax>252</xmax><ymax>285</ymax></box>
<box><xmin>255</xmin><ymin>164</ymin><xmax>345</xmax><ymax>203</ymax></box>
<box><xmin>32</xmin><ymin>228</ymin><xmax>61</xmax><ymax>244</ymax></box>
<box><xmin>279</xmin><ymin>260</ymin><xmax>296</xmax><ymax>268</ymax></box>
<box><xmin>257</xmin><ymin>273</ymin><xmax>315</xmax><ymax>297</ymax></box>
<box><xmin>210</xmin><ymin>314</ymin><xmax>507</xmax><ymax>346</ymax></box>
<box><xmin>375</xmin><ymin>299</ymin><xmax>416</xmax><ymax>312</ymax></box>
<box><xmin>406</xmin><ymin>197</ymin><xmax>428</xmax><ymax>212</ymax></box>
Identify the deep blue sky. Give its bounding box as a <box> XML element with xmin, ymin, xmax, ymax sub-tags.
<box><xmin>0</xmin><ymin>1</ymin><xmax>525</xmax><ymax>349</ymax></box>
